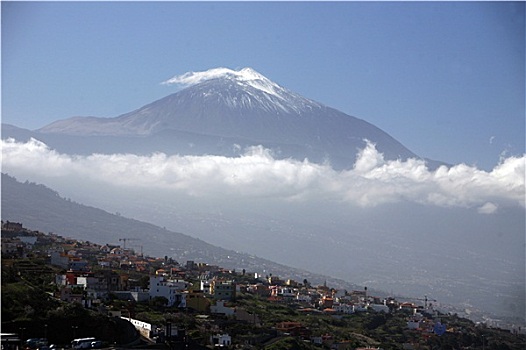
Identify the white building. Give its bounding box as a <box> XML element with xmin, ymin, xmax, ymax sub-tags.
<box><xmin>370</xmin><ymin>304</ymin><xmax>390</xmax><ymax>313</ymax></box>
<box><xmin>210</xmin><ymin>334</ymin><xmax>231</xmax><ymax>347</ymax></box>
<box><xmin>200</xmin><ymin>280</ymin><xmax>212</xmax><ymax>295</ymax></box>
<box><xmin>149</xmin><ymin>275</ymin><xmax>189</xmax><ymax>307</ymax></box>
<box><xmin>354</xmin><ymin>304</ymin><xmax>369</xmax><ymax>313</ymax></box>
<box><xmin>271</xmin><ymin>287</ymin><xmax>297</xmax><ymax>298</ymax></box>
<box><xmin>210</xmin><ymin>300</ymin><xmax>235</xmax><ymax>316</ymax></box>
<box><xmin>334</xmin><ymin>303</ymin><xmax>354</xmax><ymax>314</ymax></box>
<box><xmin>296</xmin><ymin>294</ymin><xmax>312</xmax><ymax>303</ymax></box>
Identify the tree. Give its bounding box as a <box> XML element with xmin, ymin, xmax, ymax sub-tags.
<box><xmin>150</xmin><ymin>296</ymin><xmax>169</xmax><ymax>309</ymax></box>
<box><xmin>139</xmin><ymin>275</ymin><xmax>150</xmax><ymax>290</ymax></box>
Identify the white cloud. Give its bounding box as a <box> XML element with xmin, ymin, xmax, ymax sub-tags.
<box><xmin>478</xmin><ymin>202</ymin><xmax>498</xmax><ymax>214</ymax></box>
<box><xmin>2</xmin><ymin>138</ymin><xmax>524</xmax><ymax>212</ymax></box>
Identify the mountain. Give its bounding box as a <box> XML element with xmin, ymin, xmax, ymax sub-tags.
<box><xmin>4</xmin><ymin>67</ymin><xmax>440</xmax><ymax>169</ymax></box>
<box><xmin>0</xmin><ymin>173</ymin><xmax>359</xmax><ymax>291</ymax></box>
<box><xmin>3</xmin><ymin>68</ymin><xmax>523</xmax><ymax>326</ymax></box>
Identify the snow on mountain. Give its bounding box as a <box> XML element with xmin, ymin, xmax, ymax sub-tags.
<box><xmin>163</xmin><ymin>67</ymin><xmax>281</xmax><ymax>96</ymax></box>
<box><xmin>163</xmin><ymin>67</ymin><xmax>322</xmax><ymax>114</ymax></box>
<box><xmin>31</xmin><ymin>67</ymin><xmax>433</xmax><ymax>168</ymax></box>
<box><xmin>38</xmin><ymin>67</ymin><xmax>323</xmax><ymax>135</ymax></box>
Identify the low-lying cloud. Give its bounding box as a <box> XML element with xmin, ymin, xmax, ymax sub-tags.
<box><xmin>2</xmin><ymin>138</ymin><xmax>524</xmax><ymax>214</ymax></box>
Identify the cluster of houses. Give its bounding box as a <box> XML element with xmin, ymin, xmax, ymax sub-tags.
<box><xmin>2</xmin><ymin>221</ymin><xmax>446</xmax><ymax>347</ymax></box>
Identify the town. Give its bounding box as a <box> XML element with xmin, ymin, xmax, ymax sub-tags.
<box><xmin>2</xmin><ymin>221</ymin><xmax>524</xmax><ymax>350</ymax></box>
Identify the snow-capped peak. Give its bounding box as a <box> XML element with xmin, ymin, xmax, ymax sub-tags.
<box><xmin>163</xmin><ymin>67</ymin><xmax>287</xmax><ymax>100</ymax></box>
<box><xmin>162</xmin><ymin>67</ymin><xmax>322</xmax><ymax>114</ymax></box>
<box><xmin>163</xmin><ymin>67</ymin><xmax>267</xmax><ymax>86</ymax></box>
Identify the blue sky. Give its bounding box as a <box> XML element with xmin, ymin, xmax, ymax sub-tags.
<box><xmin>2</xmin><ymin>1</ymin><xmax>524</xmax><ymax>170</ymax></box>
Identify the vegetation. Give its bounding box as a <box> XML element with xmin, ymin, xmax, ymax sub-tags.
<box><xmin>2</xmin><ymin>227</ymin><xmax>525</xmax><ymax>350</ymax></box>
<box><xmin>1</xmin><ymin>258</ymin><xmax>137</xmax><ymax>346</ymax></box>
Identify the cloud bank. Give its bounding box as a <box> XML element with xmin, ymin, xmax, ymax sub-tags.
<box><xmin>2</xmin><ymin>138</ymin><xmax>524</xmax><ymax>213</ymax></box>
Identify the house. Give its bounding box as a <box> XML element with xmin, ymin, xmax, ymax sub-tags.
<box><xmin>59</xmin><ymin>285</ymin><xmax>88</xmax><ymax>306</ymax></box>
<box><xmin>200</xmin><ymin>280</ymin><xmax>213</xmax><ymax>295</ymax></box>
<box><xmin>354</xmin><ymin>304</ymin><xmax>369</xmax><ymax>313</ymax></box>
<box><xmin>69</xmin><ymin>260</ymin><xmax>89</xmax><ymax>272</ymax></box>
<box><xmin>1</xmin><ymin>238</ymin><xmax>23</xmax><ymax>257</ymax></box>
<box><xmin>270</xmin><ymin>287</ymin><xmax>297</xmax><ymax>299</ymax></box>
<box><xmin>295</xmin><ymin>293</ymin><xmax>312</xmax><ymax>303</ymax></box>
<box><xmin>370</xmin><ymin>303</ymin><xmax>390</xmax><ymax>313</ymax></box>
<box><xmin>210</xmin><ymin>300</ymin><xmax>235</xmax><ymax>316</ymax></box>
<box><xmin>246</xmin><ymin>283</ymin><xmax>270</xmax><ymax>297</ymax></box>
<box><xmin>210</xmin><ymin>334</ymin><xmax>231</xmax><ymax>347</ymax></box>
<box><xmin>268</xmin><ymin>275</ymin><xmax>283</xmax><ymax>286</ymax></box>
<box><xmin>319</xmin><ymin>296</ymin><xmax>334</xmax><ymax>309</ymax></box>
<box><xmin>400</xmin><ymin>302</ymin><xmax>418</xmax><ymax>314</ymax></box>
<box><xmin>2</xmin><ymin>221</ymin><xmax>23</xmax><ymax>231</ymax></box>
<box><xmin>149</xmin><ymin>275</ymin><xmax>189</xmax><ymax>307</ymax></box>
<box><xmin>97</xmin><ymin>258</ymin><xmax>111</xmax><ymax>268</ymax></box>
<box><xmin>49</xmin><ymin>251</ymin><xmax>70</xmax><ymax>268</ymax></box>
<box><xmin>212</xmin><ymin>279</ymin><xmax>236</xmax><ymax>300</ymax></box>
<box><xmin>334</xmin><ymin>303</ymin><xmax>354</xmax><ymax>314</ymax></box>
<box><xmin>110</xmin><ymin>247</ymin><xmax>125</xmax><ymax>256</ymax></box>
<box><xmin>285</xmin><ymin>279</ymin><xmax>299</xmax><ymax>287</ymax></box>
<box><xmin>99</xmin><ymin>244</ymin><xmax>112</xmax><ymax>253</ymax></box>
<box><xmin>185</xmin><ymin>290</ymin><xmax>210</xmax><ymax>313</ymax></box>
<box><xmin>349</xmin><ymin>290</ymin><xmax>367</xmax><ymax>303</ymax></box>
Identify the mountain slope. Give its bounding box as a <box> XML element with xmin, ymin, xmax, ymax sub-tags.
<box><xmin>0</xmin><ymin>173</ymin><xmax>357</xmax><ymax>291</ymax></box>
<box><xmin>29</xmin><ymin>67</ymin><xmax>431</xmax><ymax>169</ymax></box>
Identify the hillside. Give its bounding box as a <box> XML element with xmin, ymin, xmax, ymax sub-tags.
<box><xmin>0</xmin><ymin>173</ymin><xmax>358</xmax><ymax>292</ymax></box>
<box><xmin>3</xmin><ymin>225</ymin><xmax>525</xmax><ymax>349</ymax></box>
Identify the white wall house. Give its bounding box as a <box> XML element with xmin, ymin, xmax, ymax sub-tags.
<box><xmin>370</xmin><ymin>304</ymin><xmax>390</xmax><ymax>313</ymax></box>
<box><xmin>334</xmin><ymin>303</ymin><xmax>354</xmax><ymax>314</ymax></box>
<box><xmin>296</xmin><ymin>294</ymin><xmax>312</xmax><ymax>303</ymax></box>
<box><xmin>149</xmin><ymin>275</ymin><xmax>188</xmax><ymax>307</ymax></box>
<box><xmin>271</xmin><ymin>287</ymin><xmax>297</xmax><ymax>298</ymax></box>
<box><xmin>210</xmin><ymin>300</ymin><xmax>235</xmax><ymax>316</ymax></box>
<box><xmin>200</xmin><ymin>280</ymin><xmax>212</xmax><ymax>295</ymax></box>
<box><xmin>210</xmin><ymin>333</ymin><xmax>231</xmax><ymax>347</ymax></box>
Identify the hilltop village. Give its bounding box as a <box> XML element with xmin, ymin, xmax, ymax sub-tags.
<box><xmin>2</xmin><ymin>221</ymin><xmax>525</xmax><ymax>350</ymax></box>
